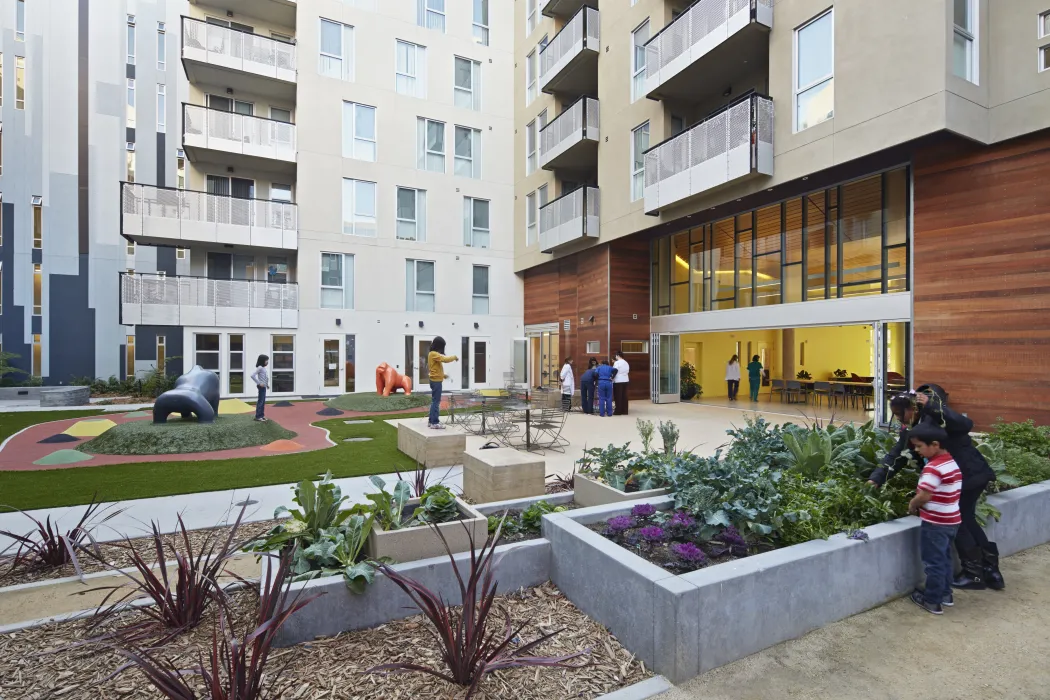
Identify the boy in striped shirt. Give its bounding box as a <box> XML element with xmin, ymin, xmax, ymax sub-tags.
<box><xmin>907</xmin><ymin>424</ymin><xmax>963</xmax><ymax>614</ymax></box>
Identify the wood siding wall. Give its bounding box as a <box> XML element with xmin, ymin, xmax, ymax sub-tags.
<box><xmin>913</xmin><ymin>130</ymin><xmax>1050</xmax><ymax>429</ymax></box>
<box><xmin>524</xmin><ymin>238</ymin><xmax>651</xmax><ymax>400</ymax></box>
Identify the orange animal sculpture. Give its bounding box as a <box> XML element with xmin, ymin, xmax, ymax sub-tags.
<box><xmin>375</xmin><ymin>362</ymin><xmax>413</xmax><ymax>397</ymax></box>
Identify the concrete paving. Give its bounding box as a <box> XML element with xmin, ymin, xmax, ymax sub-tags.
<box><xmin>666</xmin><ymin>543</ymin><xmax>1050</xmax><ymax>700</ymax></box>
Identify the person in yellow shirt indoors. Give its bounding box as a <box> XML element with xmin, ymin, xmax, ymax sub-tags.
<box><xmin>426</xmin><ymin>336</ymin><xmax>458</xmax><ymax>429</ymax></box>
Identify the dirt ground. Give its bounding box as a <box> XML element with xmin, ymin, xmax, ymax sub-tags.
<box><xmin>668</xmin><ymin>543</ymin><xmax>1050</xmax><ymax>700</ymax></box>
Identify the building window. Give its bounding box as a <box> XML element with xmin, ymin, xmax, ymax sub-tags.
<box><xmin>526</xmin><ymin>0</ymin><xmax>537</xmax><ymax>36</ymax></box>
<box><xmin>319</xmin><ymin>19</ymin><xmax>354</xmax><ymax>81</ymax></box>
<box><xmin>526</xmin><ymin>191</ymin><xmax>537</xmax><ymax>246</ymax></box>
<box><xmin>396</xmin><ymin>187</ymin><xmax>427</xmax><ymax>241</ymax></box>
<box><xmin>16</xmin><ymin>0</ymin><xmax>25</xmax><ymax>42</ymax></box>
<box><xmin>124</xmin><ymin>335</ymin><xmax>136</xmax><ymax>379</ymax></box>
<box><xmin>15</xmin><ymin>56</ymin><xmax>25</xmax><ymax>110</ymax></box>
<box><xmin>1</xmin><ymin>55</ymin><xmax>4</xmax><ymax>109</ymax></box>
<box><xmin>417</xmin><ymin>118</ymin><xmax>446</xmax><ymax>172</ymax></box>
<box><xmin>1042</xmin><ymin>10</ymin><xmax>1050</xmax><ymax>38</ymax></box>
<box><xmin>156</xmin><ymin>335</ymin><xmax>166</xmax><ymax>375</ymax></box>
<box><xmin>538</xmin><ymin>183</ymin><xmax>548</xmax><ymax>211</ymax></box>
<box><xmin>454</xmin><ymin>126</ymin><xmax>482</xmax><ymax>178</ymax></box>
<box><xmin>195</xmin><ymin>334</ymin><xmax>220</xmax><ymax>375</ymax></box>
<box><xmin>126</xmin><ymin>78</ymin><xmax>136</xmax><ymax>128</ymax></box>
<box><xmin>157</xmin><ymin>23</ymin><xmax>166</xmax><ymax>71</ymax></box>
<box><xmin>463</xmin><ymin>197</ymin><xmax>490</xmax><ymax>248</ymax></box>
<box><xmin>396</xmin><ymin>40</ymin><xmax>427</xmax><ymax>98</ymax></box>
<box><xmin>418</xmin><ymin>0</ymin><xmax>445</xmax><ymax>33</ymax></box>
<box><xmin>271</xmin><ymin>183</ymin><xmax>292</xmax><ymax>202</ymax></box>
<box><xmin>525</xmin><ymin>50</ymin><xmax>537</xmax><ymax>105</ymax></box>
<box><xmin>33</xmin><ymin>334</ymin><xmax>42</xmax><ymax>377</ymax></box>
<box><xmin>473</xmin><ymin>0</ymin><xmax>490</xmax><ymax>45</ymax></box>
<box><xmin>32</xmin><ymin>199</ymin><xmax>42</xmax><ymax>249</ymax></box>
<box><xmin>176</xmin><ymin>150</ymin><xmax>186</xmax><ymax>189</ymax></box>
<box><xmin>342</xmin><ymin>102</ymin><xmax>377</xmax><ymax>161</ymax></box>
<box><xmin>157</xmin><ymin>85</ymin><xmax>166</xmax><ymax>132</ymax></box>
<box><xmin>127</xmin><ymin>15</ymin><xmax>136</xmax><ymax>65</ymax></box>
<box><xmin>621</xmin><ymin>341</ymin><xmax>648</xmax><ymax>354</ymax></box>
<box><xmin>953</xmin><ymin>0</ymin><xmax>977</xmax><ymax>82</ymax></box>
<box><xmin>271</xmin><ymin>335</ymin><xmax>295</xmax><ymax>393</ymax></box>
<box><xmin>631</xmin><ymin>122</ymin><xmax>649</xmax><ymax>201</ymax></box>
<box><xmin>341</xmin><ymin>179</ymin><xmax>377</xmax><ymax>237</ymax></box>
<box><xmin>632</xmin><ymin>20</ymin><xmax>649</xmax><ymax>102</ymax></box>
<box><xmin>227</xmin><ymin>334</ymin><xmax>242</xmax><ymax>393</ymax></box>
<box><xmin>795</xmin><ymin>9</ymin><xmax>834</xmax><ymax>131</ymax></box>
<box><xmin>406</xmin><ymin>259</ymin><xmax>436</xmax><ymax>312</ymax></box>
<box><xmin>267</xmin><ymin>256</ymin><xmax>289</xmax><ymax>283</ymax></box>
<box><xmin>126</xmin><ymin>143</ymin><xmax>136</xmax><ymax>182</ymax></box>
<box><xmin>586</xmin><ymin>341</ymin><xmax>600</xmax><ymax>354</ymax></box>
<box><xmin>1042</xmin><ymin>43</ymin><xmax>1050</xmax><ymax>72</ymax></box>
<box><xmin>176</xmin><ymin>247</ymin><xmax>187</xmax><ymax>260</ymax></box>
<box><xmin>454</xmin><ymin>57</ymin><xmax>482</xmax><ymax>111</ymax></box>
<box><xmin>472</xmin><ymin>265</ymin><xmax>489</xmax><ymax>315</ymax></box>
<box><xmin>126</xmin><ymin>239</ymin><xmax>136</xmax><ymax>256</ymax></box>
<box><xmin>32</xmin><ymin>263</ymin><xmax>42</xmax><ymax>315</ymax></box>
<box><xmin>321</xmin><ymin>252</ymin><xmax>355</xmax><ymax>309</ymax></box>
<box><xmin>526</xmin><ymin>119</ymin><xmax>537</xmax><ymax>174</ymax></box>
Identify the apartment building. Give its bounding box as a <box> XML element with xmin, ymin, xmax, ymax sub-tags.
<box><xmin>516</xmin><ymin>0</ymin><xmax>1050</xmax><ymax>427</ymax></box>
<box><xmin>4</xmin><ymin>0</ymin><xmax>522</xmax><ymax>396</ymax></box>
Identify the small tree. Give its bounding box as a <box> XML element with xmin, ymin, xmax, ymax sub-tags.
<box><xmin>0</xmin><ymin>351</ymin><xmax>27</xmax><ymax>386</ymax></box>
<box><xmin>680</xmin><ymin>362</ymin><xmax>701</xmax><ymax>400</ymax></box>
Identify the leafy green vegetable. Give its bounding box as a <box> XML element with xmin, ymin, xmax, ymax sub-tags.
<box><xmin>415</xmin><ymin>484</ymin><xmax>460</xmax><ymax>524</ymax></box>
<box><xmin>367</xmin><ymin>476</ymin><xmax>415</xmax><ymax>530</ymax></box>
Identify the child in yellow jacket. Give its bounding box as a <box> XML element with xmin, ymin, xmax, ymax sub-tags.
<box><xmin>427</xmin><ymin>336</ymin><xmax>457</xmax><ymax>429</ymax></box>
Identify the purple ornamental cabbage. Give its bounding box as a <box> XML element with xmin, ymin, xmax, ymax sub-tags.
<box><xmin>638</xmin><ymin>525</ymin><xmax>666</xmax><ymax>542</ymax></box>
<box><xmin>606</xmin><ymin>515</ymin><xmax>635</xmax><ymax>533</ymax></box>
<box><xmin>671</xmin><ymin>541</ymin><xmax>706</xmax><ymax>563</ymax></box>
<box><xmin>669</xmin><ymin>511</ymin><xmax>696</xmax><ymax>528</ymax></box>
<box><xmin>721</xmin><ymin>526</ymin><xmax>746</xmax><ymax>545</ymax></box>
<box><xmin>631</xmin><ymin>503</ymin><xmax>657</xmax><ymax>518</ymax></box>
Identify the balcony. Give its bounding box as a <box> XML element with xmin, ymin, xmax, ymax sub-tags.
<box><xmin>183</xmin><ymin>104</ymin><xmax>296</xmax><ymax>172</ymax></box>
<box><xmin>121</xmin><ymin>183</ymin><xmax>297</xmax><ymax>251</ymax></box>
<box><xmin>196</xmin><ymin>0</ymin><xmax>297</xmax><ymax>28</ymax></box>
<box><xmin>120</xmin><ymin>273</ymin><xmax>299</xmax><ymax>329</ymax></box>
<box><xmin>644</xmin><ymin>0</ymin><xmax>772</xmax><ymax>103</ymax></box>
<box><xmin>540</xmin><ymin>97</ymin><xmax>599</xmax><ymax>172</ymax></box>
<box><xmin>181</xmin><ymin>17</ymin><xmax>296</xmax><ymax>101</ymax></box>
<box><xmin>539</xmin><ymin>6</ymin><xmax>599</xmax><ymax>97</ymax></box>
<box><xmin>644</xmin><ymin>94</ymin><xmax>773</xmax><ymax>215</ymax></box>
<box><xmin>539</xmin><ymin>186</ymin><xmax>600</xmax><ymax>254</ymax></box>
<box><xmin>540</xmin><ymin>0</ymin><xmax>591</xmax><ymax>18</ymax></box>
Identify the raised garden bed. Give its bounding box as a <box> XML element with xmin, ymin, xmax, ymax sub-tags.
<box><xmin>368</xmin><ymin>497</ymin><xmax>486</xmax><ymax>563</ymax></box>
<box><xmin>574</xmin><ymin>474</ymin><xmax>670</xmax><ymax>508</ymax></box>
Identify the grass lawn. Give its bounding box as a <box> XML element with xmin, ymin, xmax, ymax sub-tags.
<box><xmin>0</xmin><ymin>410</ymin><xmax>104</xmax><ymax>444</ymax></box>
<box><xmin>81</xmin><ymin>414</ymin><xmax>296</xmax><ymax>455</ymax></box>
<box><xmin>0</xmin><ymin>413</ymin><xmax>428</xmax><ymax>511</ymax></box>
<box><xmin>326</xmin><ymin>392</ymin><xmax>431</xmax><ymax>412</ymax></box>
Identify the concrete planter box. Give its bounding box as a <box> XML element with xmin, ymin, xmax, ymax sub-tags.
<box><xmin>544</xmin><ymin>480</ymin><xmax>1050</xmax><ymax>684</ymax></box>
<box><xmin>41</xmin><ymin>386</ymin><xmax>91</xmax><ymax>406</ymax></box>
<box><xmin>266</xmin><ymin>539</ymin><xmax>551</xmax><ymax>647</ymax></box>
<box><xmin>574</xmin><ymin>474</ymin><xmax>669</xmax><ymax>508</ymax></box>
<box><xmin>397</xmin><ymin>420</ymin><xmax>466</xmax><ymax>468</ymax></box>
<box><xmin>367</xmin><ymin>497</ymin><xmax>487</xmax><ymax>564</ymax></box>
<box><xmin>463</xmin><ymin>446</ymin><xmax>545</xmax><ymax>503</ymax></box>
<box><xmin>474</xmin><ymin>491</ymin><xmax>575</xmax><ymax>516</ymax></box>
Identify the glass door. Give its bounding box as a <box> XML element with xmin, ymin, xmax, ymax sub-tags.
<box><xmin>321</xmin><ymin>337</ymin><xmax>341</xmax><ymax>393</ymax></box>
<box><xmin>470</xmin><ymin>338</ymin><xmax>489</xmax><ymax>388</ymax></box>
<box><xmin>651</xmin><ymin>333</ymin><xmax>681</xmax><ymax>403</ymax></box>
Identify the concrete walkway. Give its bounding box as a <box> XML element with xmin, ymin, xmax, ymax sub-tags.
<box><xmin>667</xmin><ymin>543</ymin><xmax>1050</xmax><ymax>700</ymax></box>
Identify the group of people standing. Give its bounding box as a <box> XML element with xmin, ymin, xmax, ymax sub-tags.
<box><xmin>725</xmin><ymin>354</ymin><xmax>765</xmax><ymax>402</ymax></box>
<box><xmin>560</xmin><ymin>353</ymin><xmax>631</xmax><ymax>417</ymax></box>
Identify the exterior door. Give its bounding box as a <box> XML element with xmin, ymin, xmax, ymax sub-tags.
<box><xmin>321</xmin><ymin>336</ymin><xmax>342</xmax><ymax>394</ymax></box>
<box><xmin>651</xmin><ymin>332</ymin><xmax>681</xmax><ymax>404</ymax></box>
<box><xmin>470</xmin><ymin>338</ymin><xmax>490</xmax><ymax>388</ymax></box>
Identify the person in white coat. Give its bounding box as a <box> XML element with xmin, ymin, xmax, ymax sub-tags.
<box><xmin>559</xmin><ymin>357</ymin><xmax>575</xmax><ymax>411</ymax></box>
<box><xmin>725</xmin><ymin>354</ymin><xmax>741</xmax><ymax>401</ymax></box>
<box><xmin>613</xmin><ymin>352</ymin><xmax>631</xmax><ymax>415</ymax></box>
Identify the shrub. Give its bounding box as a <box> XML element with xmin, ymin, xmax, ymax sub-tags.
<box><xmin>992</xmin><ymin>419</ymin><xmax>1050</xmax><ymax>457</ymax></box>
<box><xmin>577</xmin><ymin>443</ymin><xmax>669</xmax><ymax>492</ymax></box>
<box><xmin>658</xmin><ymin>420</ymin><xmax>680</xmax><ymax>455</ymax></box>
<box><xmin>680</xmin><ymin>362</ymin><xmax>701</xmax><ymax>400</ymax></box>
<box><xmin>725</xmin><ymin>416</ymin><xmax>786</xmax><ymax>470</ymax></box>
<box><xmin>1004</xmin><ymin>446</ymin><xmax>1050</xmax><ymax>486</ymax></box>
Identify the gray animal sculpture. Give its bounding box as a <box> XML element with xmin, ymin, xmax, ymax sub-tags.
<box><xmin>153</xmin><ymin>365</ymin><xmax>221</xmax><ymax>424</ymax></box>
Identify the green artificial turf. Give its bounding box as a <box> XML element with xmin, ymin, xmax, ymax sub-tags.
<box><xmin>80</xmin><ymin>414</ymin><xmax>296</xmax><ymax>455</ymax></box>
<box><xmin>0</xmin><ymin>413</ymin><xmax>429</xmax><ymax>510</ymax></box>
<box><xmin>0</xmin><ymin>410</ymin><xmax>104</xmax><ymax>444</ymax></box>
<box><xmin>326</xmin><ymin>392</ymin><xmax>431</xmax><ymax>412</ymax></box>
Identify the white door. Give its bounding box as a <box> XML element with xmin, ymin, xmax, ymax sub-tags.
<box><xmin>320</xmin><ymin>336</ymin><xmax>342</xmax><ymax>395</ymax></box>
<box><xmin>469</xmin><ymin>338</ymin><xmax>491</xmax><ymax>389</ymax></box>
<box><xmin>651</xmin><ymin>332</ymin><xmax>681</xmax><ymax>404</ymax></box>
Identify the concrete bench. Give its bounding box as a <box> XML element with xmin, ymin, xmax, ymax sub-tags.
<box><xmin>397</xmin><ymin>420</ymin><xmax>465</xmax><ymax>468</ymax></box>
<box><xmin>40</xmin><ymin>386</ymin><xmax>91</xmax><ymax>407</ymax></box>
<box><xmin>462</xmin><ymin>446</ymin><xmax>545</xmax><ymax>504</ymax></box>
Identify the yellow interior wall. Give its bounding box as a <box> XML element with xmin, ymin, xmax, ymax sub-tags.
<box><xmin>794</xmin><ymin>325</ymin><xmax>874</xmax><ymax>381</ymax></box>
<box><xmin>681</xmin><ymin>329</ymin><xmax>780</xmax><ymax>398</ymax></box>
<box><xmin>887</xmin><ymin>322</ymin><xmax>907</xmax><ymax>375</ymax></box>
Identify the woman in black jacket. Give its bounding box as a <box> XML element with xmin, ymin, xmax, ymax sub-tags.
<box><xmin>868</xmin><ymin>384</ymin><xmax>1004</xmax><ymax>590</ymax></box>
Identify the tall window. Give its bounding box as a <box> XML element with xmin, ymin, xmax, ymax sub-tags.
<box><xmin>472</xmin><ymin>265</ymin><xmax>490</xmax><ymax>315</ymax></box>
<box><xmin>157</xmin><ymin>85</ymin><xmax>166</xmax><ymax>132</ymax></box>
<box><xmin>454</xmin><ymin>57</ymin><xmax>481</xmax><ymax>110</ymax></box>
<box><xmin>33</xmin><ymin>334</ymin><xmax>41</xmax><ymax>377</ymax></box>
<box><xmin>154</xmin><ymin>336</ymin><xmax>165</xmax><ymax>374</ymax></box>
<box><xmin>454</xmin><ymin>126</ymin><xmax>482</xmax><ymax>179</ymax></box>
<box><xmin>473</xmin><ymin>0</ymin><xmax>490</xmax><ymax>46</ymax></box>
<box><xmin>126</xmin><ymin>78</ymin><xmax>136</xmax><ymax>128</ymax></box>
<box><xmin>32</xmin><ymin>263</ymin><xmax>42</xmax><ymax>315</ymax></box>
<box><xmin>952</xmin><ymin>0</ymin><xmax>976</xmax><ymax>82</ymax></box>
<box><xmin>417</xmin><ymin>118</ymin><xmax>446</xmax><ymax>172</ymax></box>
<box><xmin>227</xmin><ymin>335</ymin><xmax>242</xmax><ymax>393</ymax></box>
<box><xmin>526</xmin><ymin>120</ymin><xmax>537</xmax><ymax>174</ymax></box>
<box><xmin>418</xmin><ymin>0</ymin><xmax>445</xmax><ymax>33</ymax></box>
<box><xmin>157</xmin><ymin>22</ymin><xmax>166</xmax><ymax>71</ymax></box>
<box><xmin>526</xmin><ymin>191</ymin><xmax>537</xmax><ymax>245</ymax></box>
<box><xmin>126</xmin><ymin>143</ymin><xmax>136</xmax><ymax>182</ymax></box>
<box><xmin>1042</xmin><ymin>9</ymin><xmax>1050</xmax><ymax>38</ymax></box>
<box><xmin>123</xmin><ymin>335</ymin><xmax>135</xmax><ymax>380</ymax></box>
<box><xmin>632</xmin><ymin>20</ymin><xmax>649</xmax><ymax>102</ymax></box>
<box><xmin>321</xmin><ymin>253</ymin><xmax>355</xmax><ymax>309</ymax></box>
<box><xmin>463</xmin><ymin>197</ymin><xmax>490</xmax><ymax>248</ymax></box>
<box><xmin>341</xmin><ymin>179</ymin><xmax>377</xmax><ymax>237</ymax></box>
<box><xmin>631</xmin><ymin>122</ymin><xmax>649</xmax><ymax>201</ymax></box>
<box><xmin>1042</xmin><ymin>43</ymin><xmax>1050</xmax><ymax>73</ymax></box>
<box><xmin>525</xmin><ymin>50</ymin><xmax>537</xmax><ymax>105</ymax></box>
<box><xmin>795</xmin><ymin>9</ymin><xmax>834</xmax><ymax>131</ymax></box>
<box><xmin>176</xmin><ymin>150</ymin><xmax>186</xmax><ymax>189</ymax></box>
<box><xmin>195</xmin><ymin>334</ymin><xmax>219</xmax><ymax>375</ymax></box>
<box><xmin>127</xmin><ymin>15</ymin><xmax>136</xmax><ymax>65</ymax></box>
<box><xmin>526</xmin><ymin>0</ymin><xmax>537</xmax><ymax>36</ymax></box>
<box><xmin>32</xmin><ymin>198</ymin><xmax>42</xmax><ymax>249</ymax></box>
<box><xmin>16</xmin><ymin>0</ymin><xmax>25</xmax><ymax>42</ymax></box>
<box><xmin>271</xmin><ymin>335</ymin><xmax>295</xmax><ymax>393</ymax></box>
<box><xmin>396</xmin><ymin>187</ymin><xmax>427</xmax><ymax>241</ymax></box>
<box><xmin>15</xmin><ymin>56</ymin><xmax>25</xmax><ymax>110</ymax></box>
<box><xmin>342</xmin><ymin>102</ymin><xmax>377</xmax><ymax>161</ymax></box>
<box><xmin>538</xmin><ymin>183</ymin><xmax>548</xmax><ymax>210</ymax></box>
<box><xmin>406</xmin><ymin>260</ymin><xmax>436</xmax><ymax>312</ymax></box>
<box><xmin>396</xmin><ymin>40</ymin><xmax>426</xmax><ymax>98</ymax></box>
<box><xmin>319</xmin><ymin>19</ymin><xmax>354</xmax><ymax>81</ymax></box>
<box><xmin>127</xmin><ymin>238</ymin><xmax>136</xmax><ymax>256</ymax></box>
<box><xmin>0</xmin><ymin>54</ymin><xmax>4</xmax><ymax>108</ymax></box>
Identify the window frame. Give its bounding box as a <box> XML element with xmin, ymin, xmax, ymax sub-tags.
<box><xmin>1042</xmin><ymin>43</ymin><xmax>1050</xmax><ymax>72</ymax></box>
<box><xmin>32</xmin><ymin>199</ymin><xmax>42</xmax><ymax>249</ymax></box>
<box><xmin>952</xmin><ymin>0</ymin><xmax>977</xmax><ymax>83</ymax></box>
<box><xmin>126</xmin><ymin>143</ymin><xmax>136</xmax><ymax>183</ymax></box>
<box><xmin>396</xmin><ymin>186</ymin><xmax>427</xmax><ymax>241</ymax></box>
<box><xmin>526</xmin><ymin>191</ymin><xmax>537</xmax><ymax>246</ymax></box>
<box><xmin>419</xmin><ymin>0</ymin><xmax>446</xmax><ymax>33</ymax></box>
<box><xmin>157</xmin><ymin>22</ymin><xmax>166</xmax><ymax>71</ymax></box>
<box><xmin>15</xmin><ymin>56</ymin><xmax>25</xmax><ymax>110</ymax></box>
<box><xmin>319</xmin><ymin>18</ymin><xmax>354</xmax><ymax>81</ymax></box>
<box><xmin>418</xmin><ymin>117</ymin><xmax>446</xmax><ymax>172</ymax></box>
<box><xmin>1041</xmin><ymin>10</ymin><xmax>1050</xmax><ymax>38</ymax></box>
<box><xmin>473</xmin><ymin>0</ymin><xmax>490</xmax><ymax>46</ymax></box>
<box><xmin>463</xmin><ymin>197</ymin><xmax>490</xmax><ymax>248</ymax></box>
<box><xmin>526</xmin><ymin>0</ymin><xmax>537</xmax><ymax>36</ymax></box>
<box><xmin>157</xmin><ymin>84</ymin><xmax>166</xmax><ymax>132</ymax></box>
<box><xmin>341</xmin><ymin>178</ymin><xmax>378</xmax><ymax>237</ymax></box>
<box><xmin>16</xmin><ymin>0</ymin><xmax>25</xmax><ymax>42</ymax></box>
<box><xmin>454</xmin><ymin>125</ymin><xmax>482</xmax><ymax>179</ymax></box>
<box><xmin>526</xmin><ymin>119</ymin><xmax>537</xmax><ymax>174</ymax></box>
<box><xmin>454</xmin><ymin>56</ymin><xmax>482</xmax><ymax>111</ymax></box>
<box><xmin>127</xmin><ymin>15</ymin><xmax>136</xmax><ymax>65</ymax></box>
<box><xmin>271</xmin><ymin>335</ymin><xmax>295</xmax><ymax>393</ymax></box>
<box><xmin>632</xmin><ymin>20</ymin><xmax>650</xmax><ymax>103</ymax></box>
<box><xmin>32</xmin><ymin>263</ymin><xmax>42</xmax><ymax>316</ymax></box>
<box><xmin>342</xmin><ymin>101</ymin><xmax>377</xmax><ymax>162</ymax></box>
<box><xmin>406</xmin><ymin>259</ymin><xmax>436</xmax><ymax>312</ymax></box>
<box><xmin>472</xmin><ymin>264</ymin><xmax>490</xmax><ymax>315</ymax></box>
<box><xmin>126</xmin><ymin>77</ymin><xmax>136</xmax><ymax>128</ymax></box>
<box><xmin>525</xmin><ymin>50</ymin><xmax>537</xmax><ymax>105</ymax></box>
<box><xmin>320</xmin><ymin>252</ymin><xmax>355</xmax><ymax>310</ymax></box>
<box><xmin>395</xmin><ymin>40</ymin><xmax>427</xmax><ymax>98</ymax></box>
<box><xmin>631</xmin><ymin>121</ymin><xmax>650</xmax><ymax>202</ymax></box>
<box><xmin>176</xmin><ymin>247</ymin><xmax>187</xmax><ymax>260</ymax></box>
<box><xmin>793</xmin><ymin>9</ymin><xmax>835</xmax><ymax>132</ymax></box>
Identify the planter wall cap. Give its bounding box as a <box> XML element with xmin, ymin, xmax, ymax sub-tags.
<box><xmin>565</xmin><ymin>495</ymin><xmax>675</xmax><ymax>526</ymax></box>
<box><xmin>474</xmin><ymin>491</ymin><xmax>574</xmax><ymax>515</ymax></box>
<box><xmin>549</xmin><ymin>513</ymin><xmax>674</xmax><ymax>584</ymax></box>
<box><xmin>594</xmin><ymin>676</ymin><xmax>672</xmax><ymax>700</ymax></box>
<box><xmin>989</xmin><ymin>481</ymin><xmax>1050</xmax><ymax>506</ymax></box>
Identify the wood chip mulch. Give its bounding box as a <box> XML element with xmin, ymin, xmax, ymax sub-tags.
<box><xmin>0</xmin><ymin>582</ymin><xmax>650</xmax><ymax>700</ymax></box>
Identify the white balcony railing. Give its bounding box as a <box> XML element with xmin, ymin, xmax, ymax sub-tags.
<box><xmin>121</xmin><ymin>183</ymin><xmax>297</xmax><ymax>250</ymax></box>
<box><xmin>539</xmin><ymin>6</ymin><xmax>599</xmax><ymax>92</ymax></box>
<box><xmin>540</xmin><ymin>97</ymin><xmax>599</xmax><ymax>169</ymax></box>
<box><xmin>182</xmin><ymin>16</ymin><xmax>296</xmax><ymax>83</ymax></box>
<box><xmin>644</xmin><ymin>0</ymin><xmax>772</xmax><ymax>98</ymax></box>
<box><xmin>183</xmin><ymin>104</ymin><xmax>296</xmax><ymax>162</ymax></box>
<box><xmin>120</xmin><ymin>273</ymin><xmax>299</xmax><ymax>329</ymax></box>
<box><xmin>539</xmin><ymin>186</ymin><xmax>600</xmax><ymax>253</ymax></box>
<box><xmin>644</xmin><ymin>94</ymin><xmax>773</xmax><ymax>214</ymax></box>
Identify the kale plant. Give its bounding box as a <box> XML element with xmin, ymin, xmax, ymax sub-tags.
<box><xmin>659</xmin><ymin>420</ymin><xmax>680</xmax><ymax>455</ymax></box>
<box><xmin>725</xmin><ymin>416</ymin><xmax>786</xmax><ymax>470</ymax></box>
<box><xmin>415</xmin><ymin>484</ymin><xmax>460</xmax><ymax>524</ymax></box>
<box><xmin>367</xmin><ymin>476</ymin><xmax>416</xmax><ymax>530</ymax></box>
